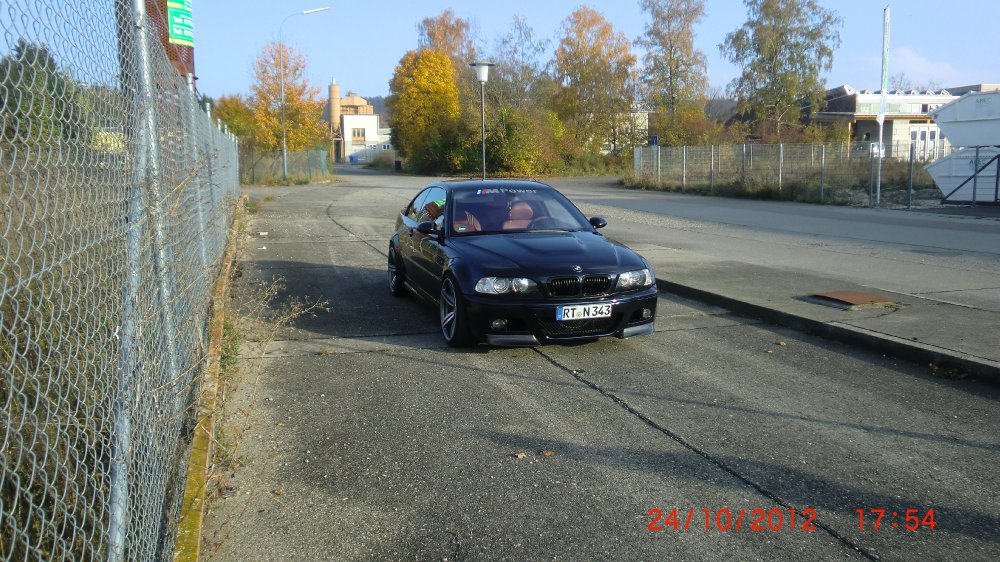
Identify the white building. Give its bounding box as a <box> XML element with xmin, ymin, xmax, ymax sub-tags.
<box><xmin>326</xmin><ymin>82</ymin><xmax>393</xmax><ymax>163</ymax></box>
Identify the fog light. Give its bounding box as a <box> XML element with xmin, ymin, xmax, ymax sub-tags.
<box><xmin>491</xmin><ymin>318</ymin><xmax>508</xmax><ymax>331</ymax></box>
<box><xmin>641</xmin><ymin>308</ymin><xmax>652</xmax><ymax>319</ymax></box>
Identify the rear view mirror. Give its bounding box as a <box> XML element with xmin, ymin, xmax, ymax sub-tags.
<box><xmin>416</xmin><ymin>221</ymin><xmax>438</xmax><ymax>235</ymax></box>
<box><xmin>589</xmin><ymin>216</ymin><xmax>608</xmax><ymax>229</ymax></box>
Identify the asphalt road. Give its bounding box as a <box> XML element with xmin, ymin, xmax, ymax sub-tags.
<box><xmin>549</xmin><ymin>177</ymin><xmax>1000</xmax><ymax>312</ymax></box>
<box><xmin>202</xmin><ymin>168</ymin><xmax>1000</xmax><ymax>561</ymax></box>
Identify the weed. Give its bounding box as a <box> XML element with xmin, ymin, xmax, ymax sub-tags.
<box><xmin>929</xmin><ymin>363</ymin><xmax>968</xmax><ymax>380</ymax></box>
<box><xmin>202</xmin><ymin>204</ymin><xmax>329</xmax><ymax>537</ymax></box>
<box><xmin>219</xmin><ymin>321</ymin><xmax>239</xmax><ymax>373</ymax></box>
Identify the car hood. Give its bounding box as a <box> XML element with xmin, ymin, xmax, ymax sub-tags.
<box><xmin>452</xmin><ymin>231</ymin><xmax>646</xmax><ymax>276</ymax></box>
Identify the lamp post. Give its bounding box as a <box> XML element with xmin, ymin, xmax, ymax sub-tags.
<box><xmin>278</xmin><ymin>6</ymin><xmax>330</xmax><ymax>182</ymax></box>
<box><xmin>470</xmin><ymin>61</ymin><xmax>494</xmax><ymax>180</ymax></box>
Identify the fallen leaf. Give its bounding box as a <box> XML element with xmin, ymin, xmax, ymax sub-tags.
<box><xmin>776</xmin><ymin>341</ymin><xmax>787</xmax><ymax>346</ymax></box>
<box><xmin>513</xmin><ymin>452</ymin><xmax>527</xmax><ymax>460</ymax></box>
<box><xmin>272</xmin><ymin>487</ymin><xmax>285</xmax><ymax>496</ymax></box>
<box><xmin>766</xmin><ymin>350</ymin><xmax>774</xmax><ymax>354</ymax></box>
<box><xmin>539</xmin><ymin>450</ymin><xmax>555</xmax><ymax>458</ymax></box>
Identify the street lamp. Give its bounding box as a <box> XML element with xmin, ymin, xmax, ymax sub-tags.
<box><xmin>278</xmin><ymin>6</ymin><xmax>330</xmax><ymax>182</ymax></box>
<box><xmin>470</xmin><ymin>61</ymin><xmax>494</xmax><ymax>180</ymax></box>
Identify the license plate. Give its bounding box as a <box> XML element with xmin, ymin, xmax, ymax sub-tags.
<box><xmin>556</xmin><ymin>304</ymin><xmax>612</xmax><ymax>321</ymax></box>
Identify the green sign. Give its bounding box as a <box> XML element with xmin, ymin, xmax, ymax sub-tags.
<box><xmin>167</xmin><ymin>0</ymin><xmax>194</xmax><ymax>47</ymax></box>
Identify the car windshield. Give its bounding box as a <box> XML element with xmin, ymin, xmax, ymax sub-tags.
<box><xmin>450</xmin><ymin>186</ymin><xmax>592</xmax><ymax>235</ymax></box>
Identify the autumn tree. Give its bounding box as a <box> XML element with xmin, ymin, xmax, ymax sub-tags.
<box><xmin>553</xmin><ymin>7</ymin><xmax>637</xmax><ymax>154</ymax></box>
<box><xmin>215</xmin><ymin>94</ymin><xmax>260</xmax><ymax>180</ymax></box>
<box><xmin>417</xmin><ymin>9</ymin><xmax>476</xmax><ymax>64</ymax></box>
<box><xmin>387</xmin><ymin>49</ymin><xmax>462</xmax><ymax>173</ymax></box>
<box><xmin>249</xmin><ymin>41</ymin><xmax>326</xmax><ymax>152</ymax></box>
<box><xmin>637</xmin><ymin>0</ymin><xmax>709</xmax><ymax>145</ymax></box>
<box><xmin>417</xmin><ymin>9</ymin><xmax>486</xmax><ymax>161</ymax></box>
<box><xmin>719</xmin><ymin>0</ymin><xmax>841</xmax><ymax>139</ymax></box>
<box><xmin>215</xmin><ymin>95</ymin><xmax>257</xmax><ymax>141</ymax></box>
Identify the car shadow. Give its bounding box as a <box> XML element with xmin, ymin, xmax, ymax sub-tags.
<box><xmin>240</xmin><ymin>258</ymin><xmax>606</xmax><ymax>354</ymax></box>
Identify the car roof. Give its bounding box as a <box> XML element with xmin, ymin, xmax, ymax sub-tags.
<box><xmin>432</xmin><ymin>179</ymin><xmax>554</xmax><ymax>192</ymax></box>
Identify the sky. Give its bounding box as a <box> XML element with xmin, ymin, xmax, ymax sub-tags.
<box><xmin>192</xmin><ymin>0</ymin><xmax>1000</xmax><ymax>100</ymax></box>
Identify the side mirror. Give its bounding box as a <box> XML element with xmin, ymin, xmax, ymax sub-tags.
<box><xmin>416</xmin><ymin>221</ymin><xmax>439</xmax><ymax>236</ymax></box>
<box><xmin>589</xmin><ymin>216</ymin><xmax>608</xmax><ymax>229</ymax></box>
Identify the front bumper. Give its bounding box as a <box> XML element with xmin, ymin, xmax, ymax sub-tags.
<box><xmin>464</xmin><ymin>287</ymin><xmax>658</xmax><ymax>346</ymax></box>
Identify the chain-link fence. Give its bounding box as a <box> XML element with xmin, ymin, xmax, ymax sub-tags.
<box><xmin>1</xmin><ymin>1</ymin><xmax>239</xmax><ymax>560</ymax></box>
<box><xmin>634</xmin><ymin>141</ymin><xmax>957</xmax><ymax>207</ymax></box>
<box><xmin>240</xmin><ymin>149</ymin><xmax>330</xmax><ymax>185</ymax></box>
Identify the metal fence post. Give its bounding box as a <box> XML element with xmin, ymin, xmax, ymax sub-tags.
<box><xmin>682</xmin><ymin>146</ymin><xmax>688</xmax><ymax>189</ymax></box>
<box><xmin>710</xmin><ymin>145</ymin><xmax>715</xmax><ymax>194</ymax></box>
<box><xmin>778</xmin><ymin>144</ymin><xmax>783</xmax><ymax>192</ymax></box>
<box><xmin>656</xmin><ymin>145</ymin><xmax>661</xmax><ymax>186</ymax></box>
<box><xmin>972</xmin><ymin>146</ymin><xmax>980</xmax><ymax>206</ymax></box>
<box><xmin>134</xmin><ymin>0</ymin><xmax>181</xmax><ymax>413</ymax></box>
<box><xmin>908</xmin><ymin>143</ymin><xmax>915</xmax><ymax>208</ymax></box>
<box><xmin>995</xmin><ymin>152</ymin><xmax>1000</xmax><ymax>204</ymax></box>
<box><xmin>868</xmin><ymin>149</ymin><xmax>875</xmax><ymax>207</ymax></box>
<box><xmin>109</xmin><ymin>2</ymin><xmax>134</xmax><ymax>557</ymax></box>
<box><xmin>109</xmin><ymin>1</ymin><xmax>182</xmax><ymax>559</ymax></box>
<box><xmin>742</xmin><ymin>143</ymin><xmax>746</xmax><ymax>177</ymax></box>
<box><xmin>820</xmin><ymin>144</ymin><xmax>826</xmax><ymax>202</ymax></box>
<box><xmin>186</xmin><ymin>74</ymin><xmax>209</xmax><ymax>273</ymax></box>
<box><xmin>204</xmin><ymin>101</ymin><xmax>217</xmax><ymax>213</ymax></box>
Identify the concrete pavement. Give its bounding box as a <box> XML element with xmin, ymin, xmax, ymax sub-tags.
<box><xmin>648</xmin><ymin>259</ymin><xmax>1000</xmax><ymax>383</ymax></box>
<box><xmin>585</xmin><ymin>200</ymin><xmax>1000</xmax><ymax>384</ymax></box>
<box><xmin>199</xmin><ymin>173</ymin><xmax>1000</xmax><ymax>560</ymax></box>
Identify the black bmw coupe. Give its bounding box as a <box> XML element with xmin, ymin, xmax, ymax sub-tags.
<box><xmin>388</xmin><ymin>180</ymin><xmax>658</xmax><ymax>346</ymax></box>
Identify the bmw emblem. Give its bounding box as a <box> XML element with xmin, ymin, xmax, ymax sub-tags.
<box><xmin>571</xmin><ymin>265</ymin><xmax>583</xmax><ymax>273</ymax></box>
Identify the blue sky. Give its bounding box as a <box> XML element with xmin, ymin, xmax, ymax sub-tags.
<box><xmin>192</xmin><ymin>0</ymin><xmax>1000</xmax><ymax>99</ymax></box>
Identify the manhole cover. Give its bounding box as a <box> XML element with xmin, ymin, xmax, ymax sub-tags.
<box><xmin>808</xmin><ymin>290</ymin><xmax>900</xmax><ymax>310</ymax></box>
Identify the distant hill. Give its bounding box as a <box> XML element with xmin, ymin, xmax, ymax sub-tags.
<box><xmin>366</xmin><ymin>95</ymin><xmax>390</xmax><ymax>126</ymax></box>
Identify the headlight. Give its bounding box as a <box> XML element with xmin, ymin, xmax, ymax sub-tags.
<box><xmin>616</xmin><ymin>268</ymin><xmax>653</xmax><ymax>290</ymax></box>
<box><xmin>475</xmin><ymin>277</ymin><xmax>538</xmax><ymax>295</ymax></box>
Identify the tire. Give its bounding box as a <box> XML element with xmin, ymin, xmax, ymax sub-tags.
<box><xmin>439</xmin><ymin>275</ymin><xmax>472</xmax><ymax>347</ymax></box>
<box><xmin>388</xmin><ymin>245</ymin><xmax>406</xmax><ymax>297</ymax></box>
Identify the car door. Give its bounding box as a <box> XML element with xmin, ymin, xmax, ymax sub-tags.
<box><xmin>398</xmin><ymin>188</ymin><xmax>430</xmax><ymax>288</ymax></box>
<box><xmin>420</xmin><ymin>190</ymin><xmax>451</xmax><ymax>293</ymax></box>
<box><xmin>409</xmin><ymin>186</ymin><xmax>447</xmax><ymax>293</ymax></box>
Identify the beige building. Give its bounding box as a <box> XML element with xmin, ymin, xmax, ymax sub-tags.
<box><xmin>812</xmin><ymin>83</ymin><xmax>1000</xmax><ymax>160</ymax></box>
<box><xmin>326</xmin><ymin>82</ymin><xmax>392</xmax><ymax>163</ymax></box>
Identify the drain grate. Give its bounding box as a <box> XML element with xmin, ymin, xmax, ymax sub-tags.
<box><xmin>808</xmin><ymin>290</ymin><xmax>900</xmax><ymax>310</ymax></box>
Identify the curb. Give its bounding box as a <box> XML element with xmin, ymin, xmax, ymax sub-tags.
<box><xmin>173</xmin><ymin>200</ymin><xmax>242</xmax><ymax>560</ymax></box>
<box><xmin>656</xmin><ymin>278</ymin><xmax>1000</xmax><ymax>385</ymax></box>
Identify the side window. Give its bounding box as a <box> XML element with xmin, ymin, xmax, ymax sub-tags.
<box><xmin>407</xmin><ymin>189</ymin><xmax>430</xmax><ymax>221</ymax></box>
<box><xmin>416</xmin><ymin>187</ymin><xmax>447</xmax><ymax>228</ymax></box>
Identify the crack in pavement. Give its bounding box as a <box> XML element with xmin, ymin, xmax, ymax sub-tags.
<box><xmin>532</xmin><ymin>347</ymin><xmax>878</xmax><ymax>561</ymax></box>
<box><xmin>912</xmin><ymin>285</ymin><xmax>1000</xmax><ymax>295</ymax></box>
<box><xmin>324</xmin><ymin>201</ymin><xmax>390</xmax><ymax>258</ymax></box>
